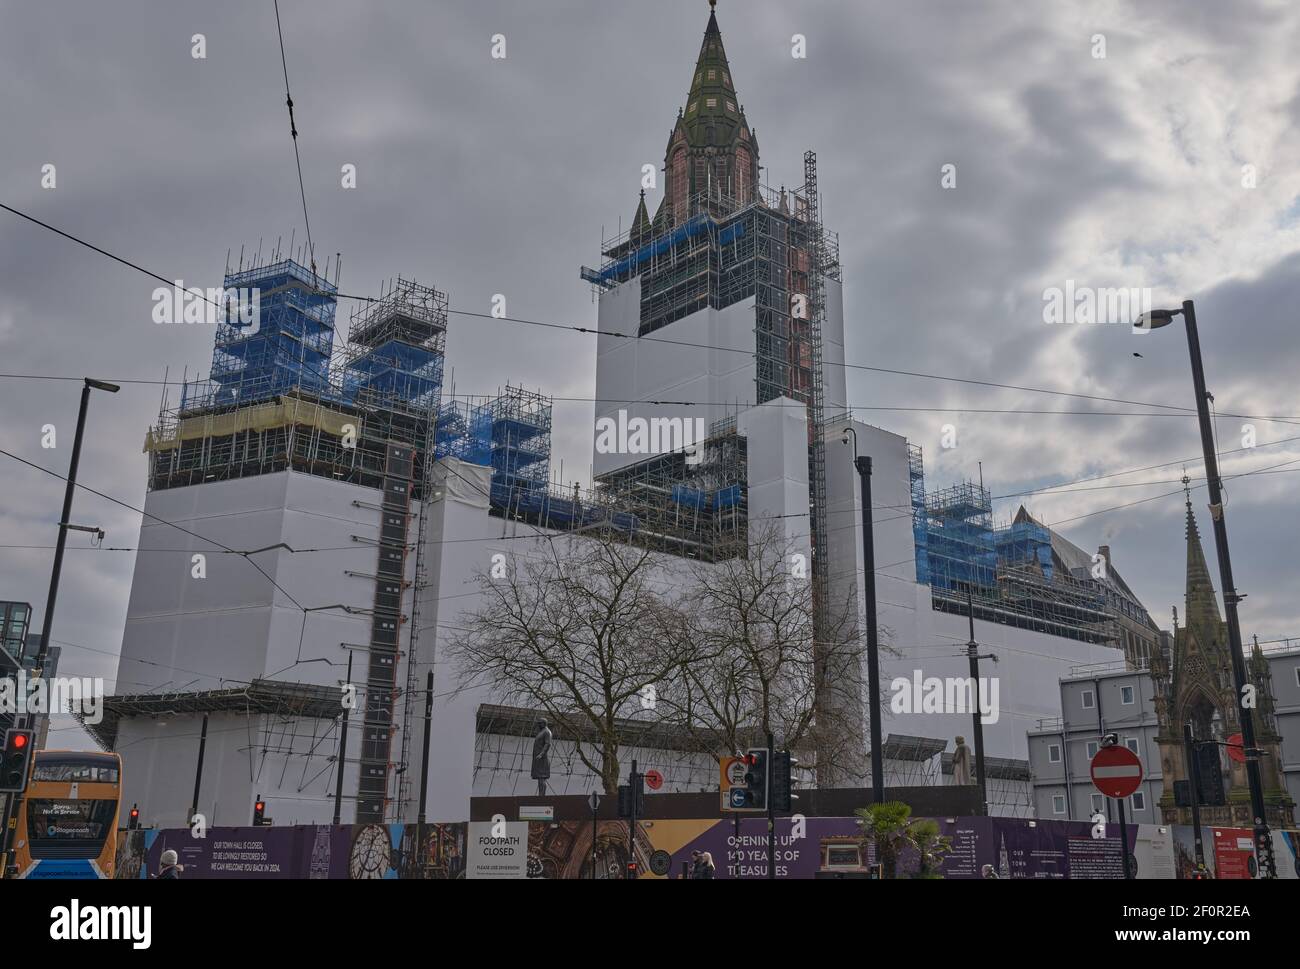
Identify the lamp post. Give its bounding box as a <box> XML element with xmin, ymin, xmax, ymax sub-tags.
<box><xmin>964</xmin><ymin>588</ymin><xmax>998</xmax><ymax>816</ymax></box>
<box><xmin>3</xmin><ymin>377</ymin><xmax>118</xmax><ymax>875</ymax></box>
<box><xmin>842</xmin><ymin>427</ymin><xmax>883</xmax><ymax>802</ymax></box>
<box><xmin>1135</xmin><ymin>300</ymin><xmax>1274</xmax><ymax>878</ymax></box>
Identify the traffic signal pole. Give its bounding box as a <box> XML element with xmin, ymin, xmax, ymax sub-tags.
<box><xmin>767</xmin><ymin>732</ymin><xmax>775</xmax><ymax>880</ymax></box>
<box><xmin>628</xmin><ymin>759</ymin><xmax>638</xmax><ymax>880</ymax></box>
<box><xmin>1183</xmin><ymin>722</ymin><xmax>1205</xmax><ymax>868</ymax></box>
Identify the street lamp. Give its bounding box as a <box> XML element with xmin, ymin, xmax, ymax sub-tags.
<box><xmin>1134</xmin><ymin>299</ymin><xmax>1274</xmax><ymax>878</ymax></box>
<box><xmin>841</xmin><ymin>427</ymin><xmax>884</xmax><ymax>802</ymax></box>
<box><xmin>32</xmin><ymin>377</ymin><xmax>120</xmax><ymax>673</ymax></box>
<box><xmin>3</xmin><ymin>377</ymin><xmax>118</xmax><ymax>875</ymax></box>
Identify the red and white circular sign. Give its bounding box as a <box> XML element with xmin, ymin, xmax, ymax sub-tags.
<box><xmin>644</xmin><ymin>769</ymin><xmax>664</xmax><ymax>791</ymax></box>
<box><xmin>1090</xmin><ymin>745</ymin><xmax>1143</xmax><ymax>799</ymax></box>
<box><xmin>1226</xmin><ymin>733</ymin><xmax>1246</xmax><ymax>764</ymax></box>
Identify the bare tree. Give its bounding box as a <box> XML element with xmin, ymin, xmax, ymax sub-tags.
<box><xmin>446</xmin><ymin>533</ymin><xmax>689</xmax><ymax>794</ymax></box>
<box><xmin>659</xmin><ymin>522</ymin><xmax>866</xmax><ymax>781</ymax></box>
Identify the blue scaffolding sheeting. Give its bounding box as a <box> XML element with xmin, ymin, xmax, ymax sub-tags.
<box><xmin>996</xmin><ymin>520</ymin><xmax>1054</xmax><ymax>580</ymax></box>
<box><xmin>186</xmin><ymin>258</ymin><xmax>340</xmax><ymax>411</ymax></box>
<box><xmin>435</xmin><ymin>386</ymin><xmax>552</xmax><ymax>515</ymax></box>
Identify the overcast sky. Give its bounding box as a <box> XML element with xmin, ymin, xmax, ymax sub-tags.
<box><xmin>2</xmin><ymin>0</ymin><xmax>1299</xmax><ymax>749</ymax></box>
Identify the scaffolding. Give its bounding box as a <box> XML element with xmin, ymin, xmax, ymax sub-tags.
<box><xmin>924</xmin><ymin>481</ymin><xmax>998</xmax><ymax>596</ymax></box>
<box><xmin>343</xmin><ymin>276</ymin><xmax>447</xmax><ymax>414</ymax></box>
<box><xmin>189</xmin><ymin>257</ymin><xmax>340</xmax><ymax>411</ymax></box>
<box><xmin>433</xmin><ymin>393</ymin><xmax>749</xmax><ymax>561</ymax></box>
<box><xmin>143</xmin><ymin>261</ymin><xmax>450</xmax><ymax>824</ymax></box>
<box><xmin>910</xmin><ymin>449</ymin><xmax>1118</xmax><ymax>645</ymax></box>
<box><xmin>585</xmin><ymin>181</ymin><xmax>840</xmax><ymax>397</ymax></box>
<box><xmin>909</xmin><ymin>444</ymin><xmax>930</xmax><ymax>585</ymax></box>
<box><xmin>578</xmin><ymin>163</ymin><xmax>840</xmax><ymax>567</ymax></box>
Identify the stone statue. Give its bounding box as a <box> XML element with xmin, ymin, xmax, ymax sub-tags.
<box><xmin>952</xmin><ymin>736</ymin><xmax>973</xmax><ymax>786</ymax></box>
<box><xmin>531</xmin><ymin>719</ymin><xmax>553</xmax><ymax>795</ymax></box>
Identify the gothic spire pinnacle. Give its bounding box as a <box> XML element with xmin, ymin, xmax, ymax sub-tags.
<box><xmin>1182</xmin><ymin>469</ymin><xmax>1222</xmax><ymax>635</ymax></box>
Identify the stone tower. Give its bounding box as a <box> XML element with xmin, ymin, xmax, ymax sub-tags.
<box><xmin>1149</xmin><ymin>481</ymin><xmax>1293</xmax><ymax>826</ymax></box>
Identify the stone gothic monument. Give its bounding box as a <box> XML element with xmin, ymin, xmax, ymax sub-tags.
<box><xmin>1148</xmin><ymin>482</ymin><xmax>1294</xmax><ymax>828</ymax></box>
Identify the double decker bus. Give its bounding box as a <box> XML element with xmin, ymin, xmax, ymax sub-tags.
<box><xmin>11</xmin><ymin>750</ymin><xmax>121</xmax><ymax>878</ymax></box>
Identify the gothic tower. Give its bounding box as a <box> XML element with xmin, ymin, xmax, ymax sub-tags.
<box><xmin>661</xmin><ymin>1</ymin><xmax>761</xmax><ymax>225</ymax></box>
<box><xmin>1150</xmin><ymin>480</ymin><xmax>1293</xmax><ymax>827</ymax></box>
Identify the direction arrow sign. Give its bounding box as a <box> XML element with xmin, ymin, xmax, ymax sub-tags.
<box><xmin>1090</xmin><ymin>744</ymin><xmax>1144</xmax><ymax>799</ymax></box>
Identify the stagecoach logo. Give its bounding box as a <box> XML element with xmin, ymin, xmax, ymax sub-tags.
<box><xmin>594</xmin><ymin>410</ymin><xmax>706</xmax><ymax>465</ymax></box>
<box><xmin>0</xmin><ymin>672</ymin><xmax>103</xmax><ymax>725</ymax></box>
<box><xmin>49</xmin><ymin>900</ymin><xmax>151</xmax><ymax>949</ymax></box>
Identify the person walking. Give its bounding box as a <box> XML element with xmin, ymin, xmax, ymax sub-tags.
<box><xmin>694</xmin><ymin>851</ymin><xmax>716</xmax><ymax>879</ymax></box>
<box><xmin>156</xmin><ymin>849</ymin><xmax>183</xmax><ymax>880</ymax></box>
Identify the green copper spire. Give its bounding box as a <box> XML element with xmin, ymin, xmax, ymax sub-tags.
<box><xmin>680</xmin><ymin>4</ymin><xmax>746</xmax><ymax>149</ymax></box>
<box><xmin>663</xmin><ymin>2</ymin><xmax>761</xmax><ymax>220</ymax></box>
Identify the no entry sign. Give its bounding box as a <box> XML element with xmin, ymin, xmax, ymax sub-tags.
<box><xmin>1226</xmin><ymin>732</ymin><xmax>1246</xmax><ymax>764</ymax></box>
<box><xmin>1090</xmin><ymin>745</ymin><xmax>1143</xmax><ymax>799</ymax></box>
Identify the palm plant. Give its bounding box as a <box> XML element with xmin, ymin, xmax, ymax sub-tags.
<box><xmin>854</xmin><ymin>802</ymin><xmax>951</xmax><ymax>879</ymax></box>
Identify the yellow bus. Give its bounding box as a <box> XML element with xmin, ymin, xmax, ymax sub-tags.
<box><xmin>12</xmin><ymin>750</ymin><xmax>121</xmax><ymax>879</ymax></box>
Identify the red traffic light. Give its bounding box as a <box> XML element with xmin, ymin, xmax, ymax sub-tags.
<box><xmin>11</xmin><ymin>732</ymin><xmax>29</xmax><ymax>750</ymax></box>
<box><xmin>130</xmin><ymin>807</ymin><xmax>139</xmax><ymax>818</ymax></box>
<box><xmin>255</xmin><ymin>802</ymin><xmax>265</xmax><ymax>812</ymax></box>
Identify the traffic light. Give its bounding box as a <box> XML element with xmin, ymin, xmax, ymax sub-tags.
<box><xmin>1195</xmin><ymin>743</ymin><xmax>1226</xmax><ymax>806</ymax></box>
<box><xmin>1</xmin><ymin>728</ymin><xmax>35</xmax><ymax>794</ymax></box>
<box><xmin>771</xmin><ymin>750</ymin><xmax>798</xmax><ymax>813</ymax></box>
<box><xmin>742</xmin><ymin>748</ymin><xmax>768</xmax><ymax>810</ymax></box>
<box><xmin>617</xmin><ymin>774</ymin><xmax>645</xmax><ymax>819</ymax></box>
<box><xmin>253</xmin><ymin>796</ymin><xmax>266</xmax><ymax>826</ymax></box>
<box><xmin>128</xmin><ymin>804</ymin><xmax>140</xmax><ymax>829</ymax></box>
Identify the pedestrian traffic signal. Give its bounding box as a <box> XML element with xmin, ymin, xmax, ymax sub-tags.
<box><xmin>1</xmin><ymin>728</ymin><xmax>35</xmax><ymax>793</ymax></box>
<box><xmin>253</xmin><ymin>796</ymin><xmax>266</xmax><ymax>826</ymax></box>
<box><xmin>129</xmin><ymin>804</ymin><xmax>140</xmax><ymax>829</ymax></box>
<box><xmin>742</xmin><ymin>748</ymin><xmax>768</xmax><ymax>810</ymax></box>
<box><xmin>771</xmin><ymin>750</ymin><xmax>798</xmax><ymax>813</ymax></box>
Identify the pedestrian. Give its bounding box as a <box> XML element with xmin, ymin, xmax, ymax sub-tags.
<box><xmin>687</xmin><ymin>850</ymin><xmax>701</xmax><ymax>879</ymax></box>
<box><xmin>695</xmin><ymin>851</ymin><xmax>716</xmax><ymax>879</ymax></box>
<box><xmin>156</xmin><ymin>849</ymin><xmax>183</xmax><ymax>880</ymax></box>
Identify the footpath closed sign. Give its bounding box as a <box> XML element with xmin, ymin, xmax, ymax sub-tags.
<box><xmin>467</xmin><ymin>821</ymin><xmax>529</xmax><ymax>879</ymax></box>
